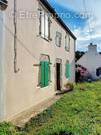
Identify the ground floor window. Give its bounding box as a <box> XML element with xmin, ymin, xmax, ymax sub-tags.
<box><xmin>65</xmin><ymin>61</ymin><xmax>69</xmax><ymax>79</ymax></box>
<box><xmin>40</xmin><ymin>61</ymin><xmax>49</xmax><ymax>87</ymax></box>
<box><xmin>96</xmin><ymin>67</ymin><xmax>101</xmax><ymax>77</ymax></box>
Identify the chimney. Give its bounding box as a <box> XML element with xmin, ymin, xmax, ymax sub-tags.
<box><xmin>88</xmin><ymin>43</ymin><xmax>97</xmax><ymax>54</ymax></box>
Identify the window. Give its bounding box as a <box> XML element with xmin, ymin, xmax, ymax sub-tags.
<box><xmin>40</xmin><ymin>61</ymin><xmax>49</xmax><ymax>87</ymax></box>
<box><xmin>0</xmin><ymin>0</ymin><xmax>8</xmax><ymax>10</ymax></box>
<box><xmin>40</xmin><ymin>10</ymin><xmax>50</xmax><ymax>40</ymax></box>
<box><xmin>96</xmin><ymin>68</ymin><xmax>101</xmax><ymax>77</ymax></box>
<box><xmin>65</xmin><ymin>61</ymin><xmax>69</xmax><ymax>79</ymax></box>
<box><xmin>55</xmin><ymin>32</ymin><xmax>62</xmax><ymax>47</ymax></box>
<box><xmin>65</xmin><ymin>34</ymin><xmax>70</xmax><ymax>51</ymax></box>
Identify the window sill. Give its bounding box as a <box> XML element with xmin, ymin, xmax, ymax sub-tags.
<box><xmin>65</xmin><ymin>48</ymin><xmax>70</xmax><ymax>52</ymax></box>
<box><xmin>37</xmin><ymin>34</ymin><xmax>52</xmax><ymax>42</ymax></box>
<box><xmin>37</xmin><ymin>81</ymin><xmax>52</xmax><ymax>88</ymax></box>
<box><xmin>56</xmin><ymin>45</ymin><xmax>61</xmax><ymax>48</ymax></box>
<box><xmin>37</xmin><ymin>85</ymin><xmax>49</xmax><ymax>89</ymax></box>
<box><xmin>41</xmin><ymin>36</ymin><xmax>50</xmax><ymax>42</ymax></box>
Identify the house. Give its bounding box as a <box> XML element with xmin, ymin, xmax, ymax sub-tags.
<box><xmin>77</xmin><ymin>43</ymin><xmax>101</xmax><ymax>80</ymax></box>
<box><xmin>0</xmin><ymin>0</ymin><xmax>76</xmax><ymax>121</ymax></box>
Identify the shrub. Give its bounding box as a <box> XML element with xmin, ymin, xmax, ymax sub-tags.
<box><xmin>64</xmin><ymin>82</ymin><xmax>74</xmax><ymax>91</ymax></box>
<box><xmin>0</xmin><ymin>122</ymin><xmax>19</xmax><ymax>135</ymax></box>
<box><xmin>51</xmin><ymin>131</ymin><xmax>73</xmax><ymax>135</ymax></box>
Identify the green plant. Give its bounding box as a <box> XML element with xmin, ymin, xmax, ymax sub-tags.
<box><xmin>64</xmin><ymin>82</ymin><xmax>74</xmax><ymax>91</ymax></box>
<box><xmin>0</xmin><ymin>122</ymin><xmax>19</xmax><ymax>135</ymax></box>
<box><xmin>23</xmin><ymin>81</ymin><xmax>101</xmax><ymax>135</ymax></box>
<box><xmin>1</xmin><ymin>82</ymin><xmax>101</xmax><ymax>135</ymax></box>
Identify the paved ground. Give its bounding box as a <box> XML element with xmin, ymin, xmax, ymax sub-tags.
<box><xmin>11</xmin><ymin>95</ymin><xmax>60</xmax><ymax>127</ymax></box>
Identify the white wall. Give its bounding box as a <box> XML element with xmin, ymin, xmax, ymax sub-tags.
<box><xmin>0</xmin><ymin>11</ymin><xmax>6</xmax><ymax>121</ymax></box>
<box><xmin>1</xmin><ymin>0</ymin><xmax>75</xmax><ymax>121</ymax></box>
<box><xmin>77</xmin><ymin>45</ymin><xmax>101</xmax><ymax>79</ymax></box>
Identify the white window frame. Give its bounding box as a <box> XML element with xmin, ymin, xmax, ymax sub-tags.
<box><xmin>55</xmin><ymin>31</ymin><xmax>62</xmax><ymax>47</ymax></box>
<box><xmin>40</xmin><ymin>10</ymin><xmax>50</xmax><ymax>40</ymax></box>
<box><xmin>65</xmin><ymin>34</ymin><xmax>70</xmax><ymax>51</ymax></box>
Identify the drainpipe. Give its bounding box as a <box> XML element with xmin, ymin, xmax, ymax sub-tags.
<box><xmin>14</xmin><ymin>0</ymin><xmax>19</xmax><ymax>73</ymax></box>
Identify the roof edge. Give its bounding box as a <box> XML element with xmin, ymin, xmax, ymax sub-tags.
<box><xmin>39</xmin><ymin>0</ymin><xmax>76</xmax><ymax>40</ymax></box>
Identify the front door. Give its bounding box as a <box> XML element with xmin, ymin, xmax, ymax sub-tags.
<box><xmin>56</xmin><ymin>63</ymin><xmax>61</xmax><ymax>90</ymax></box>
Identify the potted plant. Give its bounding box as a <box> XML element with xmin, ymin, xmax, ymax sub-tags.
<box><xmin>64</xmin><ymin>82</ymin><xmax>74</xmax><ymax>91</ymax></box>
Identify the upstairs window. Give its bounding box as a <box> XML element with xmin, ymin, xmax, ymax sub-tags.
<box><xmin>0</xmin><ymin>0</ymin><xmax>8</xmax><ymax>10</ymax></box>
<box><xmin>55</xmin><ymin>32</ymin><xmax>62</xmax><ymax>47</ymax></box>
<box><xmin>65</xmin><ymin>34</ymin><xmax>70</xmax><ymax>51</ymax></box>
<box><xmin>40</xmin><ymin>10</ymin><xmax>50</xmax><ymax>40</ymax></box>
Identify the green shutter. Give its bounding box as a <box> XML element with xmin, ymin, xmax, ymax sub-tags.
<box><xmin>40</xmin><ymin>61</ymin><xmax>45</xmax><ymax>87</ymax></box>
<box><xmin>40</xmin><ymin>61</ymin><xmax>49</xmax><ymax>87</ymax></box>
<box><xmin>65</xmin><ymin>63</ymin><xmax>69</xmax><ymax>79</ymax></box>
<box><xmin>44</xmin><ymin>61</ymin><xmax>49</xmax><ymax>86</ymax></box>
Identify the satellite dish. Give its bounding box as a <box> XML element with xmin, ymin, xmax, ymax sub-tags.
<box><xmin>0</xmin><ymin>0</ymin><xmax>8</xmax><ymax>10</ymax></box>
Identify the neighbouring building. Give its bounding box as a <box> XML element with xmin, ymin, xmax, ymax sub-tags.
<box><xmin>77</xmin><ymin>43</ymin><xmax>101</xmax><ymax>80</ymax></box>
<box><xmin>0</xmin><ymin>0</ymin><xmax>76</xmax><ymax>121</ymax></box>
<box><xmin>75</xmin><ymin>64</ymin><xmax>89</xmax><ymax>82</ymax></box>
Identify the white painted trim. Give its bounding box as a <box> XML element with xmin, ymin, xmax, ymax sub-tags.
<box><xmin>0</xmin><ymin>12</ymin><xmax>6</xmax><ymax>121</ymax></box>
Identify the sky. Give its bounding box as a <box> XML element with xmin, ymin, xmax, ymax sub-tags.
<box><xmin>48</xmin><ymin>0</ymin><xmax>101</xmax><ymax>52</ymax></box>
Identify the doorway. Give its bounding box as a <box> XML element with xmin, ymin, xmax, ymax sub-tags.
<box><xmin>56</xmin><ymin>63</ymin><xmax>61</xmax><ymax>91</ymax></box>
